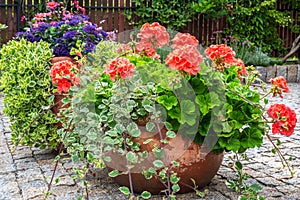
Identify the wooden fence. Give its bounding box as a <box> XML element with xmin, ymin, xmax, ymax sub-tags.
<box><xmin>0</xmin><ymin>0</ymin><xmax>299</xmax><ymax>57</ymax></box>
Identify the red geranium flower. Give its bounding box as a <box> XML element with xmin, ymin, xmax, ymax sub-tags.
<box><xmin>165</xmin><ymin>45</ymin><xmax>203</xmax><ymax>75</ymax></box>
<box><xmin>205</xmin><ymin>44</ymin><xmax>236</xmax><ymax>64</ymax></box>
<box><xmin>229</xmin><ymin>58</ymin><xmax>248</xmax><ymax>79</ymax></box>
<box><xmin>269</xmin><ymin>76</ymin><xmax>289</xmax><ymax>98</ymax></box>
<box><xmin>104</xmin><ymin>58</ymin><xmax>135</xmax><ymax>81</ymax></box>
<box><xmin>134</xmin><ymin>40</ymin><xmax>160</xmax><ymax>59</ymax></box>
<box><xmin>137</xmin><ymin>22</ymin><xmax>169</xmax><ymax>48</ymax></box>
<box><xmin>50</xmin><ymin>60</ymin><xmax>79</xmax><ymax>93</ymax></box>
<box><xmin>267</xmin><ymin>104</ymin><xmax>297</xmax><ymax>136</ymax></box>
<box><xmin>171</xmin><ymin>33</ymin><xmax>199</xmax><ymax>49</ymax></box>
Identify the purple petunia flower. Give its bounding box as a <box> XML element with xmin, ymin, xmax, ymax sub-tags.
<box><xmin>72</xmin><ymin>14</ymin><xmax>89</xmax><ymax>22</ymax></box>
<box><xmin>100</xmin><ymin>29</ymin><xmax>108</xmax><ymax>38</ymax></box>
<box><xmin>15</xmin><ymin>31</ymin><xmax>26</xmax><ymax>38</ymax></box>
<box><xmin>67</xmin><ymin>18</ymin><xmax>81</xmax><ymax>26</ymax></box>
<box><xmin>18</xmin><ymin>32</ymin><xmax>41</xmax><ymax>42</ymax></box>
<box><xmin>84</xmin><ymin>42</ymin><xmax>96</xmax><ymax>53</ymax></box>
<box><xmin>53</xmin><ymin>44</ymin><xmax>70</xmax><ymax>56</ymax></box>
<box><xmin>83</xmin><ymin>23</ymin><xmax>97</xmax><ymax>34</ymax></box>
<box><xmin>63</xmin><ymin>30</ymin><xmax>78</xmax><ymax>40</ymax></box>
<box><xmin>37</xmin><ymin>23</ymin><xmax>51</xmax><ymax>32</ymax></box>
<box><xmin>53</xmin><ymin>21</ymin><xmax>65</xmax><ymax>28</ymax></box>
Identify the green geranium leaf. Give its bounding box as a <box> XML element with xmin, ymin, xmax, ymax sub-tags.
<box><xmin>181</xmin><ymin>100</ymin><xmax>197</xmax><ymax>126</ymax></box>
<box><xmin>157</xmin><ymin>95</ymin><xmax>178</xmax><ymax>110</ymax></box>
<box><xmin>222</xmin><ymin>122</ymin><xmax>233</xmax><ymax>133</ymax></box>
<box><xmin>168</xmin><ymin>107</ymin><xmax>181</xmax><ymax>121</ymax></box>
<box><xmin>227</xmin><ymin>138</ymin><xmax>241</xmax><ymax>152</ymax></box>
<box><xmin>181</xmin><ymin>100</ymin><xmax>195</xmax><ymax>114</ymax></box>
<box><xmin>196</xmin><ymin>95</ymin><xmax>209</xmax><ymax>115</ymax></box>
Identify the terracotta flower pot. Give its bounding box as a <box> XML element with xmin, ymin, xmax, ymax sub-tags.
<box><xmin>50</xmin><ymin>57</ymin><xmax>76</xmax><ymax>129</ymax></box>
<box><xmin>50</xmin><ymin>56</ymin><xmax>77</xmax><ymax>65</ymax></box>
<box><xmin>105</xmin><ymin>129</ymin><xmax>224</xmax><ymax>194</ymax></box>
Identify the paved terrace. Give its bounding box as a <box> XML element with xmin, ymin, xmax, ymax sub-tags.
<box><xmin>0</xmin><ymin>83</ymin><xmax>299</xmax><ymax>200</ymax></box>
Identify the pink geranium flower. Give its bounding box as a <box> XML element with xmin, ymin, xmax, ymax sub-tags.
<box><xmin>34</xmin><ymin>13</ymin><xmax>45</xmax><ymax>21</ymax></box>
<box><xmin>46</xmin><ymin>1</ymin><xmax>59</xmax><ymax>10</ymax></box>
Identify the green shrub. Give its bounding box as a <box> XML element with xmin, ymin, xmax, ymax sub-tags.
<box><xmin>192</xmin><ymin>0</ymin><xmax>294</xmax><ymax>54</ymax></box>
<box><xmin>124</xmin><ymin>0</ymin><xmax>195</xmax><ymax>30</ymax></box>
<box><xmin>233</xmin><ymin>45</ymin><xmax>272</xmax><ymax>66</ymax></box>
<box><xmin>0</xmin><ymin>39</ymin><xmax>59</xmax><ymax>149</ymax></box>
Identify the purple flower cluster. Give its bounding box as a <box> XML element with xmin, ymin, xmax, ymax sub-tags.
<box><xmin>15</xmin><ymin>14</ymin><xmax>108</xmax><ymax>57</ymax></box>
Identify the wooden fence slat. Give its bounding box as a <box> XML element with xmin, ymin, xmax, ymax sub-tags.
<box><xmin>107</xmin><ymin>0</ymin><xmax>112</xmax><ymax>31</ymax></box>
<box><xmin>0</xmin><ymin>0</ymin><xmax>7</xmax><ymax>44</ymax></box>
<box><xmin>7</xmin><ymin>0</ymin><xmax>14</xmax><ymax>41</ymax></box>
<box><xmin>113</xmin><ymin>0</ymin><xmax>118</xmax><ymax>33</ymax></box>
<box><xmin>125</xmin><ymin>0</ymin><xmax>130</xmax><ymax>30</ymax></box>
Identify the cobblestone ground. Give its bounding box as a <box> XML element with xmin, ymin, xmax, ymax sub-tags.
<box><xmin>0</xmin><ymin>84</ymin><xmax>299</xmax><ymax>200</ymax></box>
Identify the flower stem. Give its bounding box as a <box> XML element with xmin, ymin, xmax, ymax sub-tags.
<box><xmin>260</xmin><ymin>90</ymin><xmax>272</xmax><ymax>100</ymax></box>
<box><xmin>266</xmin><ymin>134</ymin><xmax>294</xmax><ymax>177</ymax></box>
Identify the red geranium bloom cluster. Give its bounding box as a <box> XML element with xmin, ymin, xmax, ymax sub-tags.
<box><xmin>269</xmin><ymin>76</ymin><xmax>289</xmax><ymax>98</ymax></box>
<box><xmin>104</xmin><ymin>58</ymin><xmax>135</xmax><ymax>81</ymax></box>
<box><xmin>137</xmin><ymin>22</ymin><xmax>169</xmax><ymax>47</ymax></box>
<box><xmin>135</xmin><ymin>22</ymin><xmax>169</xmax><ymax>59</ymax></box>
<box><xmin>205</xmin><ymin>44</ymin><xmax>248</xmax><ymax>79</ymax></box>
<box><xmin>135</xmin><ymin>40</ymin><xmax>160</xmax><ymax>59</ymax></box>
<box><xmin>171</xmin><ymin>33</ymin><xmax>199</xmax><ymax>49</ymax></box>
<box><xmin>50</xmin><ymin>60</ymin><xmax>80</xmax><ymax>94</ymax></box>
<box><xmin>165</xmin><ymin>45</ymin><xmax>203</xmax><ymax>75</ymax></box>
<box><xmin>205</xmin><ymin>44</ymin><xmax>236</xmax><ymax>64</ymax></box>
<box><xmin>230</xmin><ymin>58</ymin><xmax>248</xmax><ymax>78</ymax></box>
<box><xmin>267</xmin><ymin>104</ymin><xmax>297</xmax><ymax>136</ymax></box>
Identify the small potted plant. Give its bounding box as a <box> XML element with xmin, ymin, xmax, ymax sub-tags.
<box><xmin>0</xmin><ymin>1</ymin><xmax>110</xmax><ymax>150</ymax></box>
<box><xmin>59</xmin><ymin>22</ymin><xmax>297</xmax><ymax>199</ymax></box>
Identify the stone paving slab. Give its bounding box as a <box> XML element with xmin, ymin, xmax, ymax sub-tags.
<box><xmin>0</xmin><ymin>84</ymin><xmax>300</xmax><ymax>200</ymax></box>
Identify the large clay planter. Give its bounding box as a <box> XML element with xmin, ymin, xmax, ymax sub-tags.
<box><xmin>105</xmin><ymin>128</ymin><xmax>224</xmax><ymax>194</ymax></box>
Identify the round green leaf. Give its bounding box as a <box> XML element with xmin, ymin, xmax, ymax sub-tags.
<box><xmin>153</xmin><ymin>160</ymin><xmax>164</xmax><ymax>168</ymax></box>
<box><xmin>141</xmin><ymin>191</ymin><xmax>151</xmax><ymax>199</ymax></box>
<box><xmin>119</xmin><ymin>186</ymin><xmax>130</xmax><ymax>195</ymax></box>
<box><xmin>108</xmin><ymin>170</ymin><xmax>119</xmax><ymax>177</ymax></box>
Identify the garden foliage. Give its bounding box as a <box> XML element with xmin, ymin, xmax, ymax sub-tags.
<box><xmin>0</xmin><ymin>39</ymin><xmax>59</xmax><ymax>149</ymax></box>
